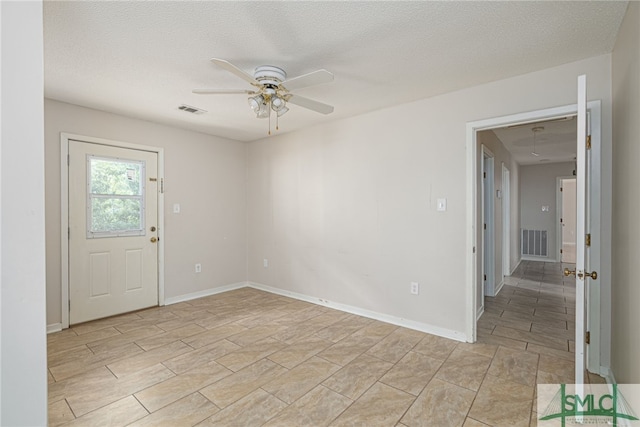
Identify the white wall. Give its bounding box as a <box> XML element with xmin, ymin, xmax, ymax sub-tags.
<box><xmin>45</xmin><ymin>100</ymin><xmax>248</xmax><ymax>327</ymax></box>
<box><xmin>520</xmin><ymin>162</ymin><xmax>574</xmax><ymax>261</ymax></box>
<box><xmin>247</xmin><ymin>54</ymin><xmax>613</xmax><ymax>340</ymax></box>
<box><xmin>0</xmin><ymin>2</ymin><xmax>48</xmax><ymax>425</ymax></box>
<box><xmin>612</xmin><ymin>1</ymin><xmax>639</xmax><ymax>384</ymax></box>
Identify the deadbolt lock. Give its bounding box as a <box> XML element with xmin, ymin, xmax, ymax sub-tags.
<box><xmin>150</xmin><ymin>226</ymin><xmax>156</xmax><ymax>232</ymax></box>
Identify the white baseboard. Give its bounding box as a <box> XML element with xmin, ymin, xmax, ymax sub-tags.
<box><xmin>47</xmin><ymin>323</ymin><xmax>62</xmax><ymax>334</ymax></box>
<box><xmin>520</xmin><ymin>256</ymin><xmax>552</xmax><ymax>262</ymax></box>
<box><xmin>476</xmin><ymin>306</ymin><xmax>485</xmax><ymax>321</ymax></box>
<box><xmin>248</xmin><ymin>281</ymin><xmax>466</xmax><ymax>342</ymax></box>
<box><xmin>164</xmin><ymin>281</ymin><xmax>247</xmax><ymax>305</ymax></box>
<box><xmin>494</xmin><ymin>279</ymin><xmax>505</xmax><ymax>296</ymax></box>
<box><xmin>510</xmin><ymin>258</ymin><xmax>522</xmax><ymax>275</ymax></box>
<box><xmin>601</xmin><ymin>366</ymin><xmax>616</xmax><ymax>384</ymax></box>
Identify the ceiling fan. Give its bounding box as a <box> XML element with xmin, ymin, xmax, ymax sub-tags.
<box><xmin>193</xmin><ymin>58</ymin><xmax>334</xmax><ymax>134</ymax></box>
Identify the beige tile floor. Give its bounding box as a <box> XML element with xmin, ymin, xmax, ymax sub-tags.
<box><xmin>48</xmin><ymin>261</ymin><xmax>604</xmax><ymax>426</ymax></box>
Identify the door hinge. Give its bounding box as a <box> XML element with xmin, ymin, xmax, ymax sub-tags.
<box><xmin>483</xmin><ymin>172</ymin><xmax>486</xmax><ymax>179</ymax></box>
<box><xmin>586</xmin><ymin>135</ymin><xmax>592</xmax><ymax>150</ymax></box>
<box><xmin>585</xmin><ymin>233</ymin><xmax>591</xmax><ymax>247</ymax></box>
<box><xmin>560</xmin><ymin>187</ymin><xmax>563</xmax><ymax>192</ymax></box>
<box><xmin>585</xmin><ymin>331</ymin><xmax>590</xmax><ymax>345</ymax></box>
<box><xmin>484</xmin><ymin>223</ymin><xmax>487</xmax><ymax>230</ymax></box>
<box><xmin>560</xmin><ymin>218</ymin><xmax>563</xmax><ymax>223</ymax></box>
<box><xmin>484</xmin><ymin>274</ymin><xmax>487</xmax><ymax>281</ymax></box>
<box><xmin>560</xmin><ymin>249</ymin><xmax>563</xmax><ymax>254</ymax></box>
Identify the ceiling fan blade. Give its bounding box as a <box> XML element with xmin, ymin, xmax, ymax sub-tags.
<box><xmin>283</xmin><ymin>69</ymin><xmax>334</xmax><ymax>91</ymax></box>
<box><xmin>287</xmin><ymin>95</ymin><xmax>334</xmax><ymax>115</ymax></box>
<box><xmin>192</xmin><ymin>89</ymin><xmax>256</xmax><ymax>95</ymax></box>
<box><xmin>210</xmin><ymin>58</ymin><xmax>259</xmax><ymax>86</ymax></box>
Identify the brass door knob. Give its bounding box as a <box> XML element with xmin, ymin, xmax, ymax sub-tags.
<box><xmin>150</xmin><ymin>237</ymin><xmax>157</xmax><ymax>243</ymax></box>
<box><xmin>564</xmin><ymin>268</ymin><xmax>576</xmax><ymax>277</ymax></box>
<box><xmin>585</xmin><ymin>271</ymin><xmax>598</xmax><ymax>280</ymax></box>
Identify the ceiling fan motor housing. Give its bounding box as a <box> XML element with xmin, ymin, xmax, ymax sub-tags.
<box><xmin>254</xmin><ymin>65</ymin><xmax>287</xmax><ymax>86</ymax></box>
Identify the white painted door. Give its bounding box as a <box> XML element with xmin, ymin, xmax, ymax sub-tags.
<box><xmin>69</xmin><ymin>141</ymin><xmax>159</xmax><ymax>324</ymax></box>
<box><xmin>561</xmin><ymin>179</ymin><xmax>577</xmax><ymax>263</ymax></box>
<box><xmin>574</xmin><ymin>75</ymin><xmax>592</xmax><ymax>386</ymax></box>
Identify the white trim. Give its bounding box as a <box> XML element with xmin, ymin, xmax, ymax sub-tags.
<box><xmin>47</xmin><ymin>323</ymin><xmax>62</xmax><ymax>334</ymax></box>
<box><xmin>502</xmin><ymin>164</ymin><xmax>511</xmax><ymax>276</ymax></box>
<box><xmin>164</xmin><ymin>282</ymin><xmax>247</xmax><ymax>305</ymax></box>
<box><xmin>601</xmin><ymin>367</ymin><xmax>616</xmax><ymax>385</ymax></box>
<box><xmin>248</xmin><ymin>282</ymin><xmax>466</xmax><ymax>342</ymax></box>
<box><xmin>495</xmin><ymin>279</ymin><xmax>505</xmax><ymax>297</ymax></box>
<box><xmin>482</xmin><ymin>146</ymin><xmax>496</xmax><ymax>297</ymax></box>
<box><xmin>476</xmin><ymin>306</ymin><xmax>485</xmax><ymax>321</ymax></box>
<box><xmin>60</xmin><ymin>132</ymin><xmax>165</xmax><ymax>329</ymax></box>
<box><xmin>520</xmin><ymin>255</ymin><xmax>554</xmax><ymax>262</ymax></box>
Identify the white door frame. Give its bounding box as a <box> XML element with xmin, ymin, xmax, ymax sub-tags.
<box><xmin>482</xmin><ymin>147</ymin><xmax>496</xmax><ymax>298</ymax></box>
<box><xmin>60</xmin><ymin>133</ymin><xmax>165</xmax><ymax>329</ymax></box>
<box><xmin>466</xmin><ymin>102</ymin><xmax>603</xmax><ymax>375</ymax></box>
<box><xmin>502</xmin><ymin>164</ymin><xmax>511</xmax><ymax>276</ymax></box>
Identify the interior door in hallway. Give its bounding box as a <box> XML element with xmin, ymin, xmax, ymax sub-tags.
<box><xmin>561</xmin><ymin>178</ymin><xmax>577</xmax><ymax>263</ymax></box>
<box><xmin>69</xmin><ymin>140</ymin><xmax>159</xmax><ymax>324</ymax></box>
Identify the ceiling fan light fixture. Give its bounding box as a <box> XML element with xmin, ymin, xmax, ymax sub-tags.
<box><xmin>256</xmin><ymin>102</ymin><xmax>270</xmax><ymax>119</ymax></box>
<box><xmin>271</xmin><ymin>96</ymin><xmax>286</xmax><ymax>112</ymax></box>
<box><xmin>248</xmin><ymin>95</ymin><xmax>264</xmax><ymax>113</ymax></box>
<box><xmin>531</xmin><ymin>126</ymin><xmax>544</xmax><ymax>157</ymax></box>
<box><xmin>276</xmin><ymin>106</ymin><xmax>289</xmax><ymax>117</ymax></box>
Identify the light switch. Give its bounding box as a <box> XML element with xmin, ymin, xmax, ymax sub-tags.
<box><xmin>173</xmin><ymin>203</ymin><xmax>181</xmax><ymax>214</ymax></box>
<box><xmin>541</xmin><ymin>205</ymin><xmax>549</xmax><ymax>212</ymax></box>
<box><xmin>437</xmin><ymin>198</ymin><xmax>447</xmax><ymax>212</ymax></box>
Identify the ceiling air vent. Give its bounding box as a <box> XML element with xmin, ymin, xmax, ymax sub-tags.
<box><xmin>178</xmin><ymin>104</ymin><xmax>207</xmax><ymax>115</ymax></box>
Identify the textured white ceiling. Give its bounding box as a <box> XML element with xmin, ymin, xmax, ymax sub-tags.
<box><xmin>44</xmin><ymin>1</ymin><xmax>627</xmax><ymax>142</ymax></box>
<box><xmin>492</xmin><ymin>117</ymin><xmax>577</xmax><ymax>166</ymax></box>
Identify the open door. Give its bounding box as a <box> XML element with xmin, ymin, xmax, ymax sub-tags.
<box><xmin>566</xmin><ymin>74</ymin><xmax>596</xmax><ymax>386</ymax></box>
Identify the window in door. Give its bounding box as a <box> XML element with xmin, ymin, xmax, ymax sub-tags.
<box><xmin>87</xmin><ymin>155</ymin><xmax>146</xmax><ymax>238</ymax></box>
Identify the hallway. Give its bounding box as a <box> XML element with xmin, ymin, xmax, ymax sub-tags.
<box><xmin>478</xmin><ymin>260</ymin><xmax>604</xmax><ymax>385</ymax></box>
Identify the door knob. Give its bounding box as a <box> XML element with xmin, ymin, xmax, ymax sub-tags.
<box><xmin>564</xmin><ymin>268</ymin><xmax>576</xmax><ymax>277</ymax></box>
<box><xmin>150</xmin><ymin>237</ymin><xmax>157</xmax><ymax>243</ymax></box>
<box><xmin>584</xmin><ymin>271</ymin><xmax>598</xmax><ymax>280</ymax></box>
<box><xmin>150</xmin><ymin>226</ymin><xmax>156</xmax><ymax>232</ymax></box>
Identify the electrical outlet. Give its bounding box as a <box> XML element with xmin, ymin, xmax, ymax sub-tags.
<box><xmin>195</xmin><ymin>263</ymin><xmax>201</xmax><ymax>273</ymax></box>
<box><xmin>263</xmin><ymin>259</ymin><xmax>269</xmax><ymax>268</ymax></box>
<box><xmin>410</xmin><ymin>282</ymin><xmax>419</xmax><ymax>295</ymax></box>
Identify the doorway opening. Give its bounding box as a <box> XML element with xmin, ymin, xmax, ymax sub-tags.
<box><xmin>558</xmin><ymin>177</ymin><xmax>577</xmax><ymax>263</ymax></box>
<box><xmin>466</xmin><ymin>101</ymin><xmax>604</xmax><ymax>376</ymax></box>
<box><xmin>482</xmin><ymin>147</ymin><xmax>496</xmax><ymax>299</ymax></box>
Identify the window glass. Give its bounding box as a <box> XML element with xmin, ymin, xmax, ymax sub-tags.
<box><xmin>87</xmin><ymin>156</ymin><xmax>145</xmax><ymax>238</ymax></box>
